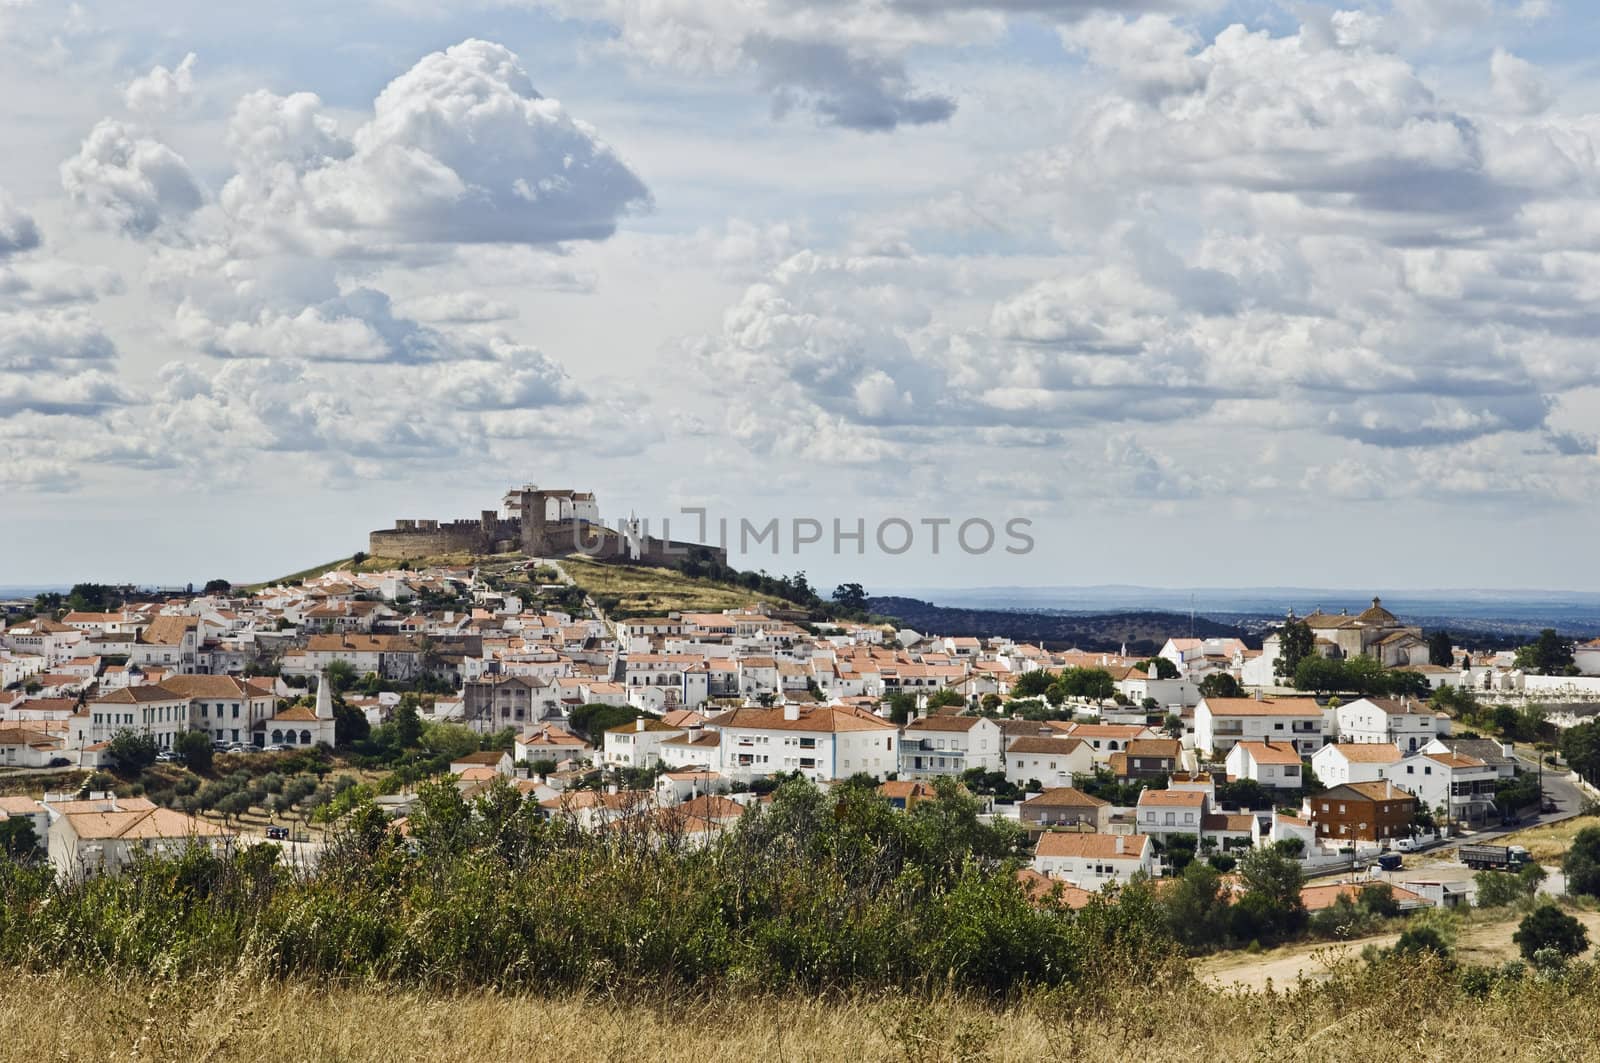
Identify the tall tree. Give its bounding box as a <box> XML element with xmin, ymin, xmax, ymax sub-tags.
<box><xmin>1199</xmin><ymin>673</ymin><xmax>1241</xmax><ymax>699</ymax></box>
<box><xmin>1561</xmin><ymin>723</ymin><xmax>1600</xmax><ymax>787</ymax></box>
<box><xmin>1515</xmin><ymin>629</ymin><xmax>1575</xmax><ymax>676</ymax></box>
<box><xmin>1273</xmin><ymin>619</ymin><xmax>1315</xmax><ymax>681</ymax></box>
<box><xmin>105</xmin><ymin>730</ymin><xmax>158</xmax><ymax>776</ymax></box>
<box><xmin>831</xmin><ymin>583</ymin><xmax>868</xmax><ymax>612</ymax></box>
<box><xmin>1427</xmin><ymin>630</ymin><xmax>1454</xmax><ymax>668</ymax></box>
<box><xmin>173</xmin><ymin>729</ymin><xmax>213</xmax><ymax>773</ymax></box>
<box><xmin>1142</xmin><ymin>657</ymin><xmax>1179</xmax><ymax>680</ymax></box>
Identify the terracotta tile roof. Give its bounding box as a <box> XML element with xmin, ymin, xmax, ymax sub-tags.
<box><xmin>1301</xmin><ymin>882</ymin><xmax>1430</xmax><ymax>912</ymax></box>
<box><xmin>1234</xmin><ymin>741</ymin><xmax>1303</xmax><ymax>766</ymax></box>
<box><xmin>270</xmin><ymin>705</ymin><xmax>320</xmax><ymax>722</ymax></box>
<box><xmin>1322</xmin><ymin>743</ymin><xmax>1403</xmax><ymax>764</ymax></box>
<box><xmin>1200</xmin><ymin>697</ymin><xmax>1324</xmax><ymax>717</ymax></box>
<box><xmin>1034</xmin><ymin>832</ymin><xmax>1151</xmax><ymax>860</ymax></box>
<box><xmin>1007</xmin><ymin>736</ymin><xmax>1087</xmax><ymax>756</ymax></box>
<box><xmin>1138</xmin><ymin>789</ymin><xmax>1207</xmax><ymax>807</ymax></box>
<box><xmin>1423</xmin><ymin>751</ymin><xmax>1488</xmax><ymax>770</ymax></box>
<box><xmin>710</xmin><ymin>706</ymin><xmax>895</xmax><ymax>734</ymax></box>
<box><xmin>60</xmin><ymin>806</ymin><xmax>231</xmax><ymax>841</ymax></box>
<box><xmin>1022</xmin><ymin>786</ymin><xmax>1108</xmax><ymax>809</ymax></box>
<box><xmin>1016</xmin><ymin>868</ymin><xmax>1098</xmax><ymax>909</ymax></box>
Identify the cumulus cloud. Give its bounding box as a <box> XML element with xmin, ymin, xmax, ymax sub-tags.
<box><xmin>0</xmin><ymin>368</ymin><xmax>132</xmax><ymax>417</ymax></box>
<box><xmin>0</xmin><ymin>309</ymin><xmax>115</xmax><ymax>371</ymax></box>
<box><xmin>534</xmin><ymin>0</ymin><xmax>1210</xmax><ymax>130</ymax></box>
<box><xmin>1059</xmin><ymin>13</ymin><xmax>1207</xmax><ymax>100</ymax></box>
<box><xmin>218</xmin><ymin>40</ymin><xmax>650</xmax><ymax>251</ymax></box>
<box><xmin>0</xmin><ymin>187</ymin><xmax>40</xmax><ymax>258</ymax></box>
<box><xmin>1490</xmin><ymin>48</ymin><xmax>1552</xmax><ymax>115</ymax></box>
<box><xmin>123</xmin><ymin>52</ymin><xmax>197</xmax><ymax>114</ymax></box>
<box><xmin>744</xmin><ymin>35</ymin><xmax>955</xmax><ymax>131</ymax></box>
<box><xmin>398</xmin><ymin>292</ymin><xmax>518</xmax><ymax>323</ymax></box>
<box><xmin>673</xmin><ymin>11</ymin><xmax>1600</xmax><ymax>503</ymax></box>
<box><xmin>130</xmin><ymin>352</ymin><xmax>596</xmax><ymax>486</ymax></box>
<box><xmin>59</xmin><ymin>119</ymin><xmax>202</xmax><ymax>235</ymax></box>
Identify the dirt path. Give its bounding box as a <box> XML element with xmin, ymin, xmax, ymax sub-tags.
<box><xmin>1197</xmin><ymin>909</ymin><xmax>1600</xmax><ymax>991</ymax></box>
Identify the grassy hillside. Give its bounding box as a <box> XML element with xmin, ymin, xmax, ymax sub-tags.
<box><xmin>560</xmin><ymin>557</ymin><xmax>794</xmax><ymax>617</ymax></box>
<box><xmin>7</xmin><ymin>962</ymin><xmax>1598</xmax><ymax>1062</ymax></box>
<box><xmin>247</xmin><ymin>552</ymin><xmax>522</xmax><ymax>590</ymax></box>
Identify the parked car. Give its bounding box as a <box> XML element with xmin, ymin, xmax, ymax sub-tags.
<box><xmin>1377</xmin><ymin>853</ymin><xmax>1403</xmax><ymax>872</ymax></box>
<box><xmin>47</xmin><ymin>756</ymin><xmax>72</xmax><ymax>768</ymax></box>
<box><xmin>155</xmin><ymin>751</ymin><xmax>177</xmax><ymax>763</ymax></box>
<box><xmin>264</xmin><ymin>826</ymin><xmax>289</xmax><ymax>841</ymax></box>
<box><xmin>263</xmin><ymin>744</ymin><xmax>290</xmax><ymax>753</ymax></box>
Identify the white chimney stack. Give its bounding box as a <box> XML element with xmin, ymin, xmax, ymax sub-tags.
<box><xmin>635</xmin><ymin>717</ymin><xmax>647</xmax><ymax>732</ymax></box>
<box><xmin>1115</xmin><ymin>835</ymin><xmax>1125</xmax><ymax>854</ymax></box>
<box><xmin>784</xmin><ymin>703</ymin><xmax>801</xmax><ymax>721</ymax></box>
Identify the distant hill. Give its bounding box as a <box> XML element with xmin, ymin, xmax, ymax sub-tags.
<box><xmin>867</xmin><ymin>596</ymin><xmax>1250</xmax><ymax>655</ymax></box>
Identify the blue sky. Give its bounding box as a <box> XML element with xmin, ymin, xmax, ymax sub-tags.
<box><xmin>3</xmin><ymin>0</ymin><xmax>1599</xmax><ymax>592</ymax></box>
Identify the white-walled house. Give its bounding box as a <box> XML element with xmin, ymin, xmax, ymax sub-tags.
<box><xmin>86</xmin><ymin>685</ymin><xmax>194</xmax><ymax>749</ymax></box>
<box><xmin>711</xmin><ymin>704</ymin><xmax>898</xmax><ymax>782</ymax></box>
<box><xmin>1004</xmin><ymin>736</ymin><xmax>1094</xmax><ymax>790</ymax></box>
<box><xmin>1032</xmin><ymin>832</ymin><xmax>1155</xmax><ymax>889</ymax></box>
<box><xmin>48</xmin><ymin>803</ymin><xmax>233</xmax><ymax>878</ymax></box>
<box><xmin>1052</xmin><ymin>723</ymin><xmax>1161</xmax><ymax>765</ymax></box>
<box><xmin>1332</xmin><ymin>697</ymin><xmax>1448</xmax><ymax>753</ymax></box>
<box><xmin>1312</xmin><ymin>742</ymin><xmax>1403</xmax><ymax>788</ymax></box>
<box><xmin>1224</xmin><ymin>740</ymin><xmax>1305</xmax><ymax>789</ymax></box>
<box><xmin>1381</xmin><ymin>750</ymin><xmax>1498</xmax><ymax>826</ymax></box>
<box><xmin>1136</xmin><ymin>788</ymin><xmax>1208</xmax><ymax>842</ymax></box>
<box><xmin>603</xmin><ymin>718</ymin><xmax>684</xmax><ymax>769</ymax></box>
<box><xmin>0</xmin><ymin>727</ymin><xmax>64</xmax><ymax>768</ymax></box>
<box><xmin>899</xmin><ymin>715</ymin><xmax>1003</xmax><ymax>778</ymax></box>
<box><xmin>1195</xmin><ymin>697</ymin><xmax>1325</xmax><ymax>758</ymax></box>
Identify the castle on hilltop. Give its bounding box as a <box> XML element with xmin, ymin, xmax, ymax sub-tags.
<box><xmin>367</xmin><ymin>485</ymin><xmax>728</xmax><ymax>568</ymax></box>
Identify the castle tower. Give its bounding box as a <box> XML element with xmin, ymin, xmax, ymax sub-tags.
<box><xmin>316</xmin><ymin>669</ymin><xmax>334</xmax><ymax>721</ymax></box>
<box><xmin>519</xmin><ymin>486</ymin><xmax>553</xmax><ymax>557</ymax></box>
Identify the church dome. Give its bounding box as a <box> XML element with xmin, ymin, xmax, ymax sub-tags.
<box><xmin>1355</xmin><ymin>596</ymin><xmax>1398</xmax><ymax>625</ymax></box>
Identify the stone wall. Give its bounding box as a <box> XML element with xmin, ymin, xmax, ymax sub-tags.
<box><xmin>369</xmin><ymin>517</ymin><xmax>520</xmax><ymax>560</ymax></box>
<box><xmin>369</xmin><ymin>506</ymin><xmax>728</xmax><ymax>568</ymax></box>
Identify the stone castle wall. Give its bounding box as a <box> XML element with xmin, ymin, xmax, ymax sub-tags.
<box><xmin>369</xmin><ymin>502</ymin><xmax>728</xmax><ymax>567</ymax></box>
<box><xmin>369</xmin><ymin>515</ymin><xmax>520</xmax><ymax>560</ymax></box>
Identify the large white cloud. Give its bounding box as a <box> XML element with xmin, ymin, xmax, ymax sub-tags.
<box><xmin>676</xmin><ymin>11</ymin><xmax>1600</xmax><ymax>513</ymax></box>
<box><xmin>59</xmin><ymin>119</ymin><xmax>203</xmax><ymax>236</ymax></box>
<box><xmin>218</xmin><ymin>39</ymin><xmax>649</xmax><ymax>252</ymax></box>
<box><xmin>123</xmin><ymin>52</ymin><xmax>197</xmax><ymax>114</ymax></box>
<box><xmin>535</xmin><ymin>0</ymin><xmax>1207</xmax><ymax>130</ymax></box>
<box><xmin>0</xmin><ymin>185</ymin><xmax>132</xmax><ymax>422</ymax></box>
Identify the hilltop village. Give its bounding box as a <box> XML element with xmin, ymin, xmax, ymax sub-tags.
<box><xmin>4</xmin><ymin>553</ymin><xmax>1600</xmax><ymax>935</ymax></box>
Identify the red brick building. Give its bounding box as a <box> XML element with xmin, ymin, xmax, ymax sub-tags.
<box><xmin>1310</xmin><ymin>780</ymin><xmax>1416</xmax><ymax>844</ymax></box>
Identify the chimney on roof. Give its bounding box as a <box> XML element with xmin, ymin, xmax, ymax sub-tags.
<box><xmin>635</xmin><ymin>717</ymin><xmax>647</xmax><ymax>732</ymax></box>
<box><xmin>784</xmin><ymin>703</ymin><xmax>800</xmax><ymax>721</ymax></box>
<box><xmin>1115</xmin><ymin>835</ymin><xmax>1125</xmax><ymax>854</ymax></box>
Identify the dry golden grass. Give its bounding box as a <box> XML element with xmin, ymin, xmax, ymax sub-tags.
<box><xmin>1201</xmin><ymin>905</ymin><xmax>1600</xmax><ymax>990</ymax></box>
<box><xmin>561</xmin><ymin>557</ymin><xmax>791</xmax><ymax>616</ymax></box>
<box><xmin>6</xmin><ymin>965</ymin><xmax>1600</xmax><ymax>1063</ymax></box>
